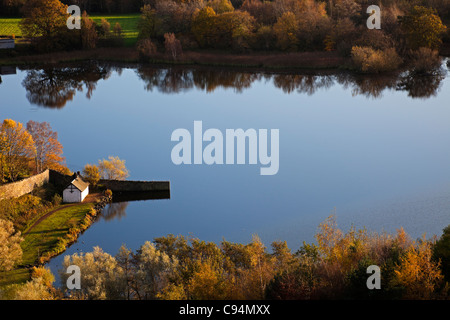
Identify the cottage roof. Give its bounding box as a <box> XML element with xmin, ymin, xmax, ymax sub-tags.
<box><xmin>66</xmin><ymin>176</ymin><xmax>89</xmax><ymax>192</ymax></box>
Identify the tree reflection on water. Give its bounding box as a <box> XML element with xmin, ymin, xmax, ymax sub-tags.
<box><xmin>19</xmin><ymin>60</ymin><xmax>449</xmax><ymax>109</ymax></box>
<box><xmin>101</xmin><ymin>202</ymin><xmax>130</xmax><ymax>221</ymax></box>
<box><xmin>20</xmin><ymin>62</ymin><xmax>114</xmax><ymax>108</ymax></box>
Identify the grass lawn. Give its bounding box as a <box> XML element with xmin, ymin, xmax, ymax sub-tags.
<box><xmin>21</xmin><ymin>203</ymin><xmax>93</xmax><ymax>265</ymax></box>
<box><xmin>0</xmin><ymin>13</ymin><xmax>140</xmax><ymax>46</ymax></box>
<box><xmin>0</xmin><ymin>203</ymin><xmax>93</xmax><ymax>286</ymax></box>
<box><xmin>0</xmin><ymin>17</ymin><xmax>22</xmax><ymax>37</ymax></box>
<box><xmin>91</xmin><ymin>14</ymin><xmax>140</xmax><ymax>47</ymax></box>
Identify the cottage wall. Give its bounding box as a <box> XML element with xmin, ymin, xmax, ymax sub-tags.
<box><xmin>63</xmin><ymin>188</ymin><xmax>82</xmax><ymax>203</ymax></box>
<box><xmin>81</xmin><ymin>187</ymin><xmax>89</xmax><ymax>202</ymax></box>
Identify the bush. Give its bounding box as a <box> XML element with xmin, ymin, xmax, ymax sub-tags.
<box><xmin>351</xmin><ymin>46</ymin><xmax>403</xmax><ymax>73</ymax></box>
<box><xmin>104</xmin><ymin>189</ymin><xmax>113</xmax><ymax>198</ymax></box>
<box><xmin>409</xmin><ymin>47</ymin><xmax>442</xmax><ymax>73</ymax></box>
<box><xmin>137</xmin><ymin>39</ymin><xmax>157</xmax><ymax>58</ymax></box>
<box><xmin>51</xmin><ymin>193</ymin><xmax>62</xmax><ymax>206</ymax></box>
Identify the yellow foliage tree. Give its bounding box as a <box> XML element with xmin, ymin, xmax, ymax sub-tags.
<box><xmin>400</xmin><ymin>6</ymin><xmax>447</xmax><ymax>50</ymax></box>
<box><xmin>82</xmin><ymin>163</ymin><xmax>101</xmax><ymax>186</ymax></box>
<box><xmin>191</xmin><ymin>6</ymin><xmax>217</xmax><ymax>47</ymax></box>
<box><xmin>0</xmin><ymin>219</ymin><xmax>23</xmax><ymax>272</ymax></box>
<box><xmin>391</xmin><ymin>238</ymin><xmax>444</xmax><ymax>299</ymax></box>
<box><xmin>98</xmin><ymin>156</ymin><xmax>129</xmax><ymax>180</ymax></box>
<box><xmin>0</xmin><ymin>119</ymin><xmax>36</xmax><ymax>182</ymax></box>
<box><xmin>188</xmin><ymin>259</ymin><xmax>231</xmax><ymax>299</ymax></box>
<box><xmin>273</xmin><ymin>12</ymin><xmax>300</xmax><ymax>51</ymax></box>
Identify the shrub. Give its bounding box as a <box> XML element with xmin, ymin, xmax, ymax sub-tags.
<box><xmin>104</xmin><ymin>189</ymin><xmax>113</xmax><ymax>198</ymax></box>
<box><xmin>351</xmin><ymin>46</ymin><xmax>403</xmax><ymax>73</ymax></box>
<box><xmin>409</xmin><ymin>47</ymin><xmax>442</xmax><ymax>73</ymax></box>
<box><xmin>51</xmin><ymin>193</ymin><xmax>62</xmax><ymax>206</ymax></box>
<box><xmin>101</xmin><ymin>19</ymin><xmax>111</xmax><ymax>35</ymax></box>
<box><xmin>137</xmin><ymin>38</ymin><xmax>158</xmax><ymax>59</ymax></box>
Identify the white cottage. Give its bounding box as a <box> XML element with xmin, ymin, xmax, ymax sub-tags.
<box><xmin>63</xmin><ymin>176</ymin><xmax>89</xmax><ymax>203</ymax></box>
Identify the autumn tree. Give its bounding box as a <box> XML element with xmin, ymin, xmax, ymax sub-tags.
<box><xmin>115</xmin><ymin>245</ymin><xmax>134</xmax><ymax>300</ymax></box>
<box><xmin>273</xmin><ymin>12</ymin><xmax>300</xmax><ymax>51</ymax></box>
<box><xmin>236</xmin><ymin>235</ymin><xmax>274</xmax><ymax>299</ymax></box>
<box><xmin>98</xmin><ymin>156</ymin><xmax>129</xmax><ymax>180</ymax></box>
<box><xmin>61</xmin><ymin>246</ymin><xmax>126</xmax><ymax>299</ymax></box>
<box><xmin>192</xmin><ymin>8</ymin><xmax>256</xmax><ymax>49</ymax></box>
<box><xmin>187</xmin><ymin>258</ymin><xmax>231</xmax><ymax>299</ymax></box>
<box><xmin>191</xmin><ymin>6</ymin><xmax>217</xmax><ymax>47</ymax></box>
<box><xmin>391</xmin><ymin>239</ymin><xmax>444</xmax><ymax>299</ymax></box>
<box><xmin>134</xmin><ymin>241</ymin><xmax>179</xmax><ymax>300</ymax></box>
<box><xmin>0</xmin><ymin>119</ymin><xmax>36</xmax><ymax>182</ymax></box>
<box><xmin>164</xmin><ymin>33</ymin><xmax>183</xmax><ymax>60</ymax></box>
<box><xmin>26</xmin><ymin>120</ymin><xmax>67</xmax><ymax>174</ymax></box>
<box><xmin>20</xmin><ymin>0</ymin><xmax>68</xmax><ymax>39</ymax></box>
<box><xmin>400</xmin><ymin>6</ymin><xmax>447</xmax><ymax>50</ymax></box>
<box><xmin>82</xmin><ymin>163</ymin><xmax>101</xmax><ymax>186</ymax></box>
<box><xmin>0</xmin><ymin>219</ymin><xmax>23</xmax><ymax>273</ymax></box>
<box><xmin>81</xmin><ymin>11</ymin><xmax>99</xmax><ymax>49</ymax></box>
<box><xmin>154</xmin><ymin>0</ymin><xmax>202</xmax><ymax>35</ymax></box>
<box><xmin>207</xmin><ymin>0</ymin><xmax>234</xmax><ymax>14</ymax></box>
<box><xmin>241</xmin><ymin>0</ymin><xmax>277</xmax><ymax>25</ymax></box>
<box><xmin>14</xmin><ymin>266</ymin><xmax>55</xmax><ymax>300</ymax></box>
<box><xmin>19</xmin><ymin>0</ymin><xmax>78</xmax><ymax>51</ymax></box>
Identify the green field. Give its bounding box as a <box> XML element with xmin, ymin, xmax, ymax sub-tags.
<box><xmin>91</xmin><ymin>14</ymin><xmax>140</xmax><ymax>46</ymax></box>
<box><xmin>0</xmin><ymin>18</ymin><xmax>22</xmax><ymax>37</ymax></box>
<box><xmin>0</xmin><ymin>14</ymin><xmax>140</xmax><ymax>46</ymax></box>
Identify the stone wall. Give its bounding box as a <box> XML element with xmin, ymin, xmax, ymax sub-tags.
<box><xmin>0</xmin><ymin>170</ymin><xmax>50</xmax><ymax>201</ymax></box>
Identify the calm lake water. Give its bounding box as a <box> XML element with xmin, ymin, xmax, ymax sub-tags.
<box><xmin>1</xmin><ymin>61</ymin><xmax>450</xmax><ymax>279</ymax></box>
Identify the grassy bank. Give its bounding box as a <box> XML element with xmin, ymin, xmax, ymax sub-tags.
<box><xmin>1</xmin><ymin>202</ymin><xmax>95</xmax><ymax>286</ymax></box>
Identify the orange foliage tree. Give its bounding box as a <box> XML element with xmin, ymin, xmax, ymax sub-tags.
<box><xmin>26</xmin><ymin>120</ymin><xmax>68</xmax><ymax>175</ymax></box>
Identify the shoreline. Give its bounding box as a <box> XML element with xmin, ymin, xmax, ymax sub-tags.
<box><xmin>1</xmin><ymin>44</ymin><xmax>449</xmax><ymax>74</ymax></box>
<box><xmin>0</xmin><ymin>47</ymin><xmax>351</xmax><ymax>70</ymax></box>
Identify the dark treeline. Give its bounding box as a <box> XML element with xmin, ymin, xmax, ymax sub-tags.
<box><xmin>1</xmin><ymin>0</ymin><xmax>141</xmax><ymax>15</ymax></box>
<box><xmin>2</xmin><ymin>0</ymin><xmax>450</xmax><ymax>17</ymax></box>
